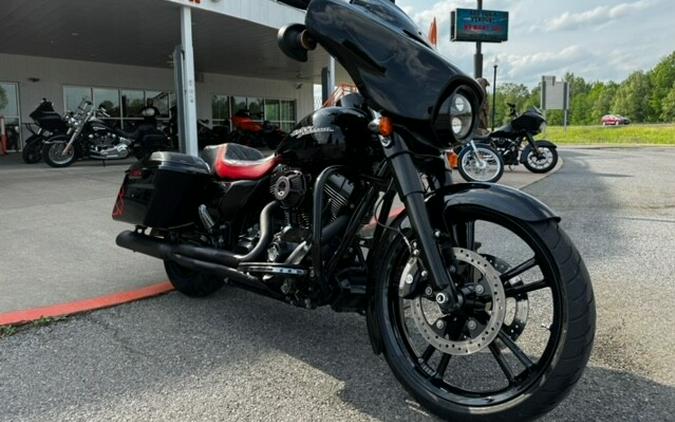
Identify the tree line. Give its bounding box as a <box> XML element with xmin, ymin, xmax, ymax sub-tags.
<box><xmin>489</xmin><ymin>51</ymin><xmax>675</xmax><ymax>126</ymax></box>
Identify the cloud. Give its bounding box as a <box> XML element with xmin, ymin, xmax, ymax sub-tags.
<box><xmin>499</xmin><ymin>45</ymin><xmax>587</xmax><ymax>80</ymax></box>
<box><xmin>543</xmin><ymin>0</ymin><xmax>657</xmax><ymax>32</ymax></box>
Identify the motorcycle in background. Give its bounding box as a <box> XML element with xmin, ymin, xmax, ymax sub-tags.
<box><xmin>455</xmin><ymin>139</ymin><xmax>504</xmax><ymax>183</ymax></box>
<box><xmin>226</xmin><ymin>109</ymin><xmax>286</xmax><ymax>149</ymax></box>
<box><xmin>22</xmin><ymin>99</ymin><xmax>68</xmax><ymax>164</ymax></box>
<box><xmin>456</xmin><ymin>103</ymin><xmax>557</xmax><ymax>182</ymax></box>
<box><xmin>487</xmin><ymin>103</ymin><xmax>558</xmax><ymax>173</ymax></box>
<box><xmin>42</xmin><ymin>100</ymin><xmax>170</xmax><ymax>168</ymax></box>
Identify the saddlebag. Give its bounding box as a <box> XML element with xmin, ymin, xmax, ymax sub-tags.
<box><xmin>112</xmin><ymin>151</ymin><xmax>211</xmax><ymax>229</ymax></box>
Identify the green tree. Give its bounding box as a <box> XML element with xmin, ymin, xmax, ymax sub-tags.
<box><xmin>648</xmin><ymin>52</ymin><xmax>675</xmax><ymax>122</ymax></box>
<box><xmin>492</xmin><ymin>83</ymin><xmax>531</xmax><ymax>127</ymax></box>
<box><xmin>660</xmin><ymin>84</ymin><xmax>675</xmax><ymax>121</ymax></box>
<box><xmin>612</xmin><ymin>71</ymin><xmax>652</xmax><ymax>123</ymax></box>
<box><xmin>590</xmin><ymin>82</ymin><xmax>617</xmax><ymax>124</ymax></box>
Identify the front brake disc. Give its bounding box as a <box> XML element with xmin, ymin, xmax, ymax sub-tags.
<box><xmin>407</xmin><ymin>248</ymin><xmax>506</xmax><ymax>356</ymax></box>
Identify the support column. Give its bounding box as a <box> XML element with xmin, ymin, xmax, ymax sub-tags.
<box><xmin>328</xmin><ymin>57</ymin><xmax>336</xmax><ymax>92</ymax></box>
<box><xmin>180</xmin><ymin>6</ymin><xmax>198</xmax><ymax>156</ymax></box>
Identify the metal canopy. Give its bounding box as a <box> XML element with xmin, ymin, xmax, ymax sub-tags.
<box><xmin>0</xmin><ymin>0</ymin><xmax>327</xmax><ymax>82</ymax></box>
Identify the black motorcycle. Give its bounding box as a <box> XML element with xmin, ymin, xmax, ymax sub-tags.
<box><xmin>22</xmin><ymin>99</ymin><xmax>68</xmax><ymax>164</ymax></box>
<box><xmin>113</xmin><ymin>1</ymin><xmax>594</xmax><ymax>420</ymax></box>
<box><xmin>484</xmin><ymin>103</ymin><xmax>558</xmax><ymax>173</ymax></box>
<box><xmin>43</xmin><ymin>100</ymin><xmax>169</xmax><ymax>168</ymax></box>
<box><xmin>225</xmin><ymin>109</ymin><xmax>286</xmax><ymax>149</ymax></box>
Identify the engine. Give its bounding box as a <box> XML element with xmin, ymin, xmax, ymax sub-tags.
<box><xmin>266</xmin><ymin>166</ymin><xmax>354</xmax><ymax>263</ymax></box>
<box><xmin>88</xmin><ymin>130</ymin><xmax>130</xmax><ymax>159</ymax></box>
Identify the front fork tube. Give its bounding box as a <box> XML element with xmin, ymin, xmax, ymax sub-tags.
<box><xmin>62</xmin><ymin>128</ymin><xmax>82</xmax><ymax>155</ymax></box>
<box><xmin>524</xmin><ymin>133</ymin><xmax>541</xmax><ymax>159</ymax></box>
<box><xmin>382</xmin><ymin>133</ymin><xmax>461</xmax><ymax>310</ymax></box>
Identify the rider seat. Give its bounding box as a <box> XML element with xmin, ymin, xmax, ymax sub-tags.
<box><xmin>200</xmin><ymin>143</ymin><xmax>279</xmax><ymax>180</ymax></box>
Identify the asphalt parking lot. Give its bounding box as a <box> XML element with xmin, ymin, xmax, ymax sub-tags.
<box><xmin>1</xmin><ymin>148</ymin><xmax>674</xmax><ymax>421</ymax></box>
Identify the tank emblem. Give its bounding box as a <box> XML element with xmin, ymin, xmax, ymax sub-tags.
<box><xmin>290</xmin><ymin>126</ymin><xmax>335</xmax><ymax>138</ymax></box>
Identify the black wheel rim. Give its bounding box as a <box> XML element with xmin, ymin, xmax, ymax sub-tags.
<box><xmin>386</xmin><ymin>211</ymin><xmax>564</xmax><ymax>407</ymax></box>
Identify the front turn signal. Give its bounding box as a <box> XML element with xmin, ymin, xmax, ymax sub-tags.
<box><xmin>379</xmin><ymin>116</ymin><xmax>393</xmax><ymax>137</ymax></box>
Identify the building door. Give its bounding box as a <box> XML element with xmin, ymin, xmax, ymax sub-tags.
<box><xmin>0</xmin><ymin>81</ymin><xmax>21</xmax><ymax>150</ymax></box>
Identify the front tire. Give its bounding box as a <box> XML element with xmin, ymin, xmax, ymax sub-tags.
<box><xmin>457</xmin><ymin>144</ymin><xmax>504</xmax><ymax>183</ymax></box>
<box><xmin>164</xmin><ymin>260</ymin><xmax>223</xmax><ymax>297</ymax></box>
<box><xmin>43</xmin><ymin>138</ymin><xmax>77</xmax><ymax>168</ymax></box>
<box><xmin>371</xmin><ymin>206</ymin><xmax>595</xmax><ymax>421</ymax></box>
<box><xmin>522</xmin><ymin>142</ymin><xmax>558</xmax><ymax>173</ymax></box>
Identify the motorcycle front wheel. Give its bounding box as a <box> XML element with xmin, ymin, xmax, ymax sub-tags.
<box><xmin>457</xmin><ymin>144</ymin><xmax>504</xmax><ymax>183</ymax></box>
<box><xmin>371</xmin><ymin>206</ymin><xmax>595</xmax><ymax>421</ymax></box>
<box><xmin>43</xmin><ymin>138</ymin><xmax>77</xmax><ymax>168</ymax></box>
<box><xmin>522</xmin><ymin>142</ymin><xmax>558</xmax><ymax>173</ymax></box>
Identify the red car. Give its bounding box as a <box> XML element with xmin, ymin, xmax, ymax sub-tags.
<box><xmin>602</xmin><ymin>114</ymin><xmax>631</xmax><ymax>126</ymax></box>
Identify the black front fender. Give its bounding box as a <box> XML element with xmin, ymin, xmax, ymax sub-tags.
<box><xmin>426</xmin><ymin>182</ymin><xmax>560</xmax><ymax>223</ymax></box>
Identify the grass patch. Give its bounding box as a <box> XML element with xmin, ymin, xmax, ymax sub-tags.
<box><xmin>0</xmin><ymin>316</ymin><xmax>67</xmax><ymax>339</ymax></box>
<box><xmin>542</xmin><ymin>124</ymin><xmax>675</xmax><ymax>145</ymax></box>
<box><xmin>0</xmin><ymin>325</ymin><xmax>17</xmax><ymax>338</ymax></box>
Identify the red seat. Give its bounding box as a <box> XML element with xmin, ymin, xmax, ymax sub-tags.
<box><xmin>201</xmin><ymin>143</ymin><xmax>279</xmax><ymax>180</ymax></box>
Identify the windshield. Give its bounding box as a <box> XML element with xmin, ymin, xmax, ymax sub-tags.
<box><xmin>306</xmin><ymin>0</ymin><xmax>470</xmax><ymax>122</ymax></box>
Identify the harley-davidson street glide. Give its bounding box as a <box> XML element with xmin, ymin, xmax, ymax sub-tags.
<box><xmin>113</xmin><ymin>1</ymin><xmax>595</xmax><ymax>420</ymax></box>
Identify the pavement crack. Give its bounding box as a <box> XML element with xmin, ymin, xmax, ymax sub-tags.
<box><xmin>84</xmin><ymin>314</ymin><xmax>154</xmax><ymax>359</ymax></box>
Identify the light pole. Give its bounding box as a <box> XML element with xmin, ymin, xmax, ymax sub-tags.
<box><xmin>491</xmin><ymin>56</ymin><xmax>498</xmax><ymax>132</ymax></box>
<box><xmin>474</xmin><ymin>0</ymin><xmax>483</xmax><ymax>78</ymax></box>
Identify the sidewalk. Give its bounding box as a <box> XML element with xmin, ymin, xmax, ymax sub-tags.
<box><xmin>0</xmin><ymin>152</ymin><xmax>560</xmax><ymax>322</ymax></box>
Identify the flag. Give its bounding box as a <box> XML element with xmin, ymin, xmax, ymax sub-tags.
<box><xmin>428</xmin><ymin>17</ymin><xmax>438</xmax><ymax>48</ymax></box>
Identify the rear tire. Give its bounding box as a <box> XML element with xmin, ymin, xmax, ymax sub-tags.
<box><xmin>22</xmin><ymin>135</ymin><xmax>43</xmax><ymax>164</ymax></box>
<box><xmin>164</xmin><ymin>260</ymin><xmax>223</xmax><ymax>297</ymax></box>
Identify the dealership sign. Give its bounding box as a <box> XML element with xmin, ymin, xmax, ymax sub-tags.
<box><xmin>451</xmin><ymin>8</ymin><xmax>509</xmax><ymax>43</ymax></box>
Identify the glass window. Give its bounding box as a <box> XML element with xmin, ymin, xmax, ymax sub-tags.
<box><xmin>264</xmin><ymin>99</ymin><xmax>280</xmax><ymax>121</ymax></box>
<box><xmin>0</xmin><ymin>82</ymin><xmax>19</xmax><ymax>117</ymax></box>
<box><xmin>93</xmin><ymin>88</ymin><xmax>120</xmax><ymax>117</ymax></box>
<box><xmin>247</xmin><ymin>97</ymin><xmax>263</xmax><ymax>120</ymax></box>
<box><xmin>0</xmin><ymin>82</ymin><xmax>21</xmax><ymax>149</ymax></box>
<box><xmin>121</xmin><ymin>89</ymin><xmax>145</xmax><ymax>118</ymax></box>
<box><xmin>64</xmin><ymin>86</ymin><xmax>92</xmax><ymax>113</ymax></box>
<box><xmin>280</xmin><ymin>100</ymin><xmax>296</xmax><ymax>122</ymax></box>
<box><xmin>146</xmin><ymin>90</ymin><xmax>172</xmax><ymax>118</ymax></box>
<box><xmin>212</xmin><ymin>95</ymin><xmax>230</xmax><ymax>121</ymax></box>
<box><xmin>231</xmin><ymin>96</ymin><xmax>247</xmax><ymax>115</ymax></box>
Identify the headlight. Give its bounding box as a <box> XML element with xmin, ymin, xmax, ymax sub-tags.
<box><xmin>539</xmin><ymin>121</ymin><xmax>547</xmax><ymax>132</ymax></box>
<box><xmin>450</xmin><ymin>92</ymin><xmax>473</xmax><ymax>140</ymax></box>
<box><xmin>434</xmin><ymin>84</ymin><xmax>480</xmax><ymax>146</ymax></box>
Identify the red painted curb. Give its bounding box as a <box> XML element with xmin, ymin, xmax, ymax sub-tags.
<box><xmin>0</xmin><ymin>282</ymin><xmax>175</xmax><ymax>326</ymax></box>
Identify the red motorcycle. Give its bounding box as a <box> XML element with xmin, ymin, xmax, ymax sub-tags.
<box><xmin>226</xmin><ymin>110</ymin><xmax>285</xmax><ymax>149</ymax></box>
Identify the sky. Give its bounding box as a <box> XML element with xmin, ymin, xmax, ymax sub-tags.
<box><xmin>396</xmin><ymin>0</ymin><xmax>675</xmax><ymax>88</ymax></box>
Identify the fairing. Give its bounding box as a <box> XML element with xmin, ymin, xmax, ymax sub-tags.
<box><xmin>306</xmin><ymin>0</ymin><xmax>478</xmax><ymax>123</ymax></box>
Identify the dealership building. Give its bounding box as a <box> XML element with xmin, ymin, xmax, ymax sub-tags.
<box><xmin>0</xmin><ymin>0</ymin><xmax>339</xmax><ymax>151</ymax></box>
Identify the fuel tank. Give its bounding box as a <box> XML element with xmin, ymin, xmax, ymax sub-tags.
<box><xmin>275</xmin><ymin>106</ymin><xmax>378</xmax><ymax>173</ymax></box>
